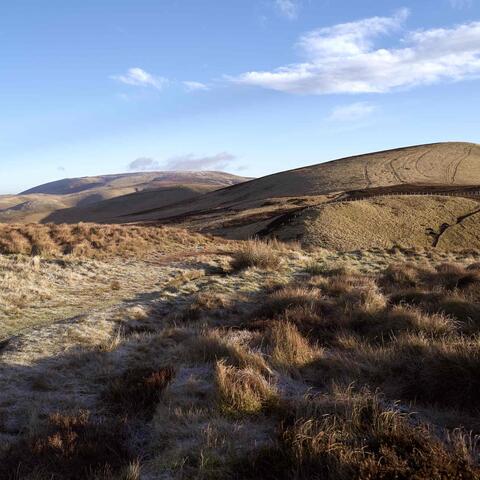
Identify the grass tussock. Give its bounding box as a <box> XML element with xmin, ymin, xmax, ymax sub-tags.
<box><xmin>232</xmin><ymin>389</ymin><xmax>479</xmax><ymax>480</ymax></box>
<box><xmin>102</xmin><ymin>366</ymin><xmax>175</xmax><ymax>418</ymax></box>
<box><xmin>182</xmin><ymin>291</ymin><xmax>230</xmax><ymax>321</ymax></box>
<box><xmin>215</xmin><ymin>361</ymin><xmax>277</xmax><ymax>415</ymax></box>
<box><xmin>0</xmin><ymin>411</ymin><xmax>135</xmax><ymax>480</ymax></box>
<box><xmin>185</xmin><ymin>330</ymin><xmax>271</xmax><ymax>375</ymax></box>
<box><xmin>379</xmin><ymin>334</ymin><xmax>480</xmax><ymax>412</ymax></box>
<box><xmin>249</xmin><ymin>259</ymin><xmax>480</xmax><ymax>417</ymax></box>
<box><xmin>269</xmin><ymin>321</ymin><xmax>318</xmax><ymax>373</ymax></box>
<box><xmin>230</xmin><ymin>239</ymin><xmax>282</xmax><ymax>271</ymax></box>
<box><xmin>0</xmin><ymin>223</ymin><xmax>213</xmax><ymax>258</ymax></box>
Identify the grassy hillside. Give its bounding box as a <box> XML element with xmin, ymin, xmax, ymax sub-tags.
<box><xmin>124</xmin><ymin>142</ymin><xmax>480</xmax><ymax>224</ymax></box>
<box><xmin>0</xmin><ymin>223</ymin><xmax>218</xmax><ymax>259</ymax></box>
<box><xmin>270</xmin><ymin>196</ymin><xmax>480</xmax><ymax>250</ymax></box>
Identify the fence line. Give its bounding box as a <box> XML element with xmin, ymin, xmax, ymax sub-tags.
<box><xmin>328</xmin><ymin>190</ymin><xmax>480</xmax><ymax>205</ymax></box>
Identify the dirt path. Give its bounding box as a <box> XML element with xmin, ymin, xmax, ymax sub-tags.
<box><xmin>0</xmin><ymin>247</ymin><xmax>233</xmax><ymax>344</ymax></box>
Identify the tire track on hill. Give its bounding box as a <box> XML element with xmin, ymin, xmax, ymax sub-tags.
<box><xmin>389</xmin><ymin>157</ymin><xmax>404</xmax><ymax>184</ymax></box>
<box><xmin>414</xmin><ymin>148</ymin><xmax>434</xmax><ymax>179</ymax></box>
<box><xmin>450</xmin><ymin>145</ymin><xmax>473</xmax><ymax>184</ymax></box>
<box><xmin>363</xmin><ymin>160</ymin><xmax>373</xmax><ymax>188</ymax></box>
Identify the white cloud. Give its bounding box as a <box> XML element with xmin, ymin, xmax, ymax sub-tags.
<box><xmin>128</xmin><ymin>157</ymin><xmax>160</xmax><ymax>171</ymax></box>
<box><xmin>275</xmin><ymin>0</ymin><xmax>299</xmax><ymax>20</ymax></box>
<box><xmin>112</xmin><ymin>68</ymin><xmax>168</xmax><ymax>90</ymax></box>
<box><xmin>232</xmin><ymin>10</ymin><xmax>480</xmax><ymax>95</ymax></box>
<box><xmin>164</xmin><ymin>152</ymin><xmax>236</xmax><ymax>171</ymax></box>
<box><xmin>329</xmin><ymin>102</ymin><xmax>377</xmax><ymax>122</ymax></box>
<box><xmin>183</xmin><ymin>81</ymin><xmax>209</xmax><ymax>92</ymax></box>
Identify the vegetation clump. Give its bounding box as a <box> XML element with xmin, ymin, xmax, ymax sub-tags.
<box><xmin>215</xmin><ymin>361</ymin><xmax>277</xmax><ymax>415</ymax></box>
<box><xmin>0</xmin><ymin>411</ymin><xmax>135</xmax><ymax>480</ymax></box>
<box><xmin>102</xmin><ymin>366</ymin><xmax>175</xmax><ymax>418</ymax></box>
<box><xmin>0</xmin><ymin>223</ymin><xmax>213</xmax><ymax>258</ymax></box>
<box><xmin>232</xmin><ymin>389</ymin><xmax>479</xmax><ymax>480</ymax></box>
<box><xmin>230</xmin><ymin>239</ymin><xmax>282</xmax><ymax>271</ymax></box>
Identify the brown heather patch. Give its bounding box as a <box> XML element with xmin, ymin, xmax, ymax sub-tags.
<box><xmin>0</xmin><ymin>411</ymin><xmax>135</xmax><ymax>480</ymax></box>
<box><xmin>102</xmin><ymin>366</ymin><xmax>175</xmax><ymax>418</ymax></box>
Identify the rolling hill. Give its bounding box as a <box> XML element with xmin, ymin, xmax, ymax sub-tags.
<box><xmin>0</xmin><ymin>171</ymin><xmax>250</xmax><ymax>223</ymax></box>
<box><xmin>116</xmin><ymin>142</ymin><xmax>480</xmax><ymax>249</ymax></box>
<box><xmin>124</xmin><ymin>142</ymin><xmax>480</xmax><ymax>221</ymax></box>
<box><xmin>44</xmin><ymin>184</ymin><xmax>220</xmax><ymax>224</ymax></box>
<box><xmin>4</xmin><ymin>142</ymin><xmax>480</xmax><ymax>250</ymax></box>
<box><xmin>269</xmin><ymin>196</ymin><xmax>480</xmax><ymax>250</ymax></box>
<box><xmin>21</xmin><ymin>171</ymin><xmax>248</xmax><ymax>195</ymax></box>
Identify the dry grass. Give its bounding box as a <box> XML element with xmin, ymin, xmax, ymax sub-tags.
<box><xmin>230</xmin><ymin>239</ymin><xmax>282</xmax><ymax>271</ymax></box>
<box><xmin>232</xmin><ymin>388</ymin><xmax>479</xmax><ymax>480</ymax></box>
<box><xmin>293</xmin><ymin>195</ymin><xmax>480</xmax><ymax>251</ymax></box>
<box><xmin>215</xmin><ymin>362</ymin><xmax>277</xmax><ymax>415</ymax></box>
<box><xmin>269</xmin><ymin>322</ymin><xmax>318</xmax><ymax>373</ymax></box>
<box><xmin>2</xmin><ymin>244</ymin><xmax>480</xmax><ymax>479</ymax></box>
<box><xmin>185</xmin><ymin>330</ymin><xmax>271</xmax><ymax>375</ymax></box>
<box><xmin>0</xmin><ymin>223</ymin><xmax>215</xmax><ymax>259</ymax></box>
<box><xmin>182</xmin><ymin>291</ymin><xmax>230</xmax><ymax>321</ymax></box>
<box><xmin>0</xmin><ymin>254</ymin><xmax>178</xmax><ymax>339</ymax></box>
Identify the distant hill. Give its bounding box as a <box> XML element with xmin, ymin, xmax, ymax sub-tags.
<box><xmin>123</xmin><ymin>142</ymin><xmax>480</xmax><ymax>221</ymax></box>
<box><xmin>0</xmin><ymin>171</ymin><xmax>251</xmax><ymax>223</ymax></box>
<box><xmin>21</xmin><ymin>171</ymin><xmax>249</xmax><ymax>195</ymax></box>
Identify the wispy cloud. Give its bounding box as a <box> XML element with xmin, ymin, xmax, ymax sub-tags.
<box><xmin>274</xmin><ymin>0</ymin><xmax>299</xmax><ymax>20</ymax></box>
<box><xmin>128</xmin><ymin>153</ymin><xmax>237</xmax><ymax>172</ymax></box>
<box><xmin>128</xmin><ymin>157</ymin><xmax>160</xmax><ymax>171</ymax></box>
<box><xmin>328</xmin><ymin>102</ymin><xmax>377</xmax><ymax>122</ymax></box>
<box><xmin>183</xmin><ymin>81</ymin><xmax>209</xmax><ymax>92</ymax></box>
<box><xmin>449</xmin><ymin>0</ymin><xmax>473</xmax><ymax>8</ymax></box>
<box><xmin>112</xmin><ymin>68</ymin><xmax>168</xmax><ymax>90</ymax></box>
<box><xmin>164</xmin><ymin>152</ymin><xmax>236</xmax><ymax>171</ymax></box>
<box><xmin>232</xmin><ymin>10</ymin><xmax>480</xmax><ymax>95</ymax></box>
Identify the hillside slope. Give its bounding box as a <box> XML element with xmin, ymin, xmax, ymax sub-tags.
<box><xmin>1</xmin><ymin>171</ymin><xmax>250</xmax><ymax>223</ymax></box>
<box><xmin>44</xmin><ymin>184</ymin><xmax>217</xmax><ymax>224</ymax></box>
<box><xmin>125</xmin><ymin>143</ymin><xmax>480</xmax><ymax>224</ymax></box>
<box><xmin>269</xmin><ymin>196</ymin><xmax>480</xmax><ymax>250</ymax></box>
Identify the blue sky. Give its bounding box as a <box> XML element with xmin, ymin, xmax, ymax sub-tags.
<box><xmin>1</xmin><ymin>0</ymin><xmax>480</xmax><ymax>193</ymax></box>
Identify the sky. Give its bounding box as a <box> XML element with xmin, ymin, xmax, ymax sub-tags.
<box><xmin>1</xmin><ymin>0</ymin><xmax>480</xmax><ymax>193</ymax></box>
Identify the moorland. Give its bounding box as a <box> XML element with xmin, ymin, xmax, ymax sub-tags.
<box><xmin>1</xmin><ymin>143</ymin><xmax>480</xmax><ymax>479</ymax></box>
